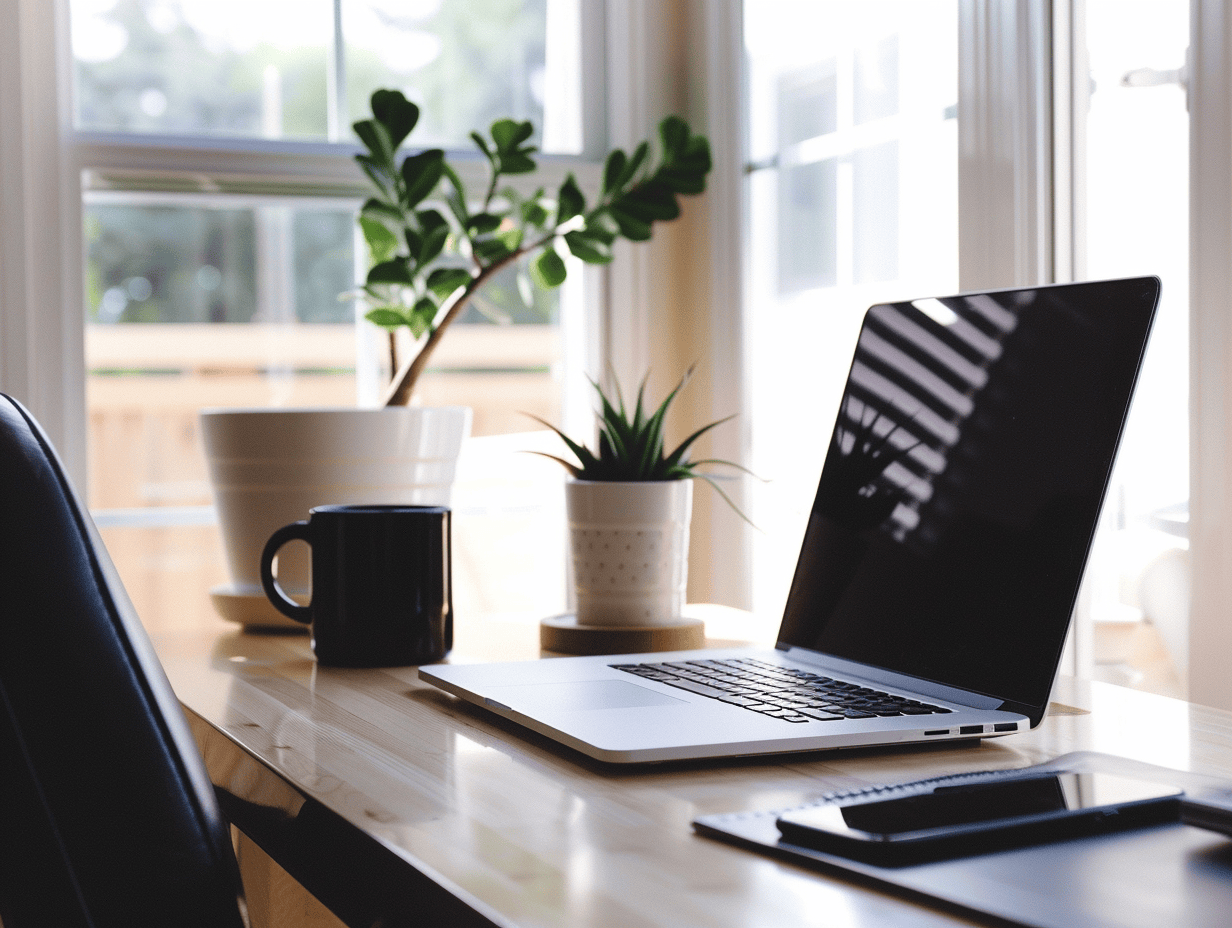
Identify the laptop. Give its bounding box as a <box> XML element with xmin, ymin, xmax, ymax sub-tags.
<box><xmin>421</xmin><ymin>277</ymin><xmax>1161</xmax><ymax>764</ymax></box>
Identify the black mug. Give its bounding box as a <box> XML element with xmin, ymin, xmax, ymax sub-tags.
<box><xmin>260</xmin><ymin>504</ymin><xmax>452</xmax><ymax>667</ymax></box>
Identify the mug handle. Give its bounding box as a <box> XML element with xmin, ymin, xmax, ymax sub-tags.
<box><xmin>260</xmin><ymin>521</ymin><xmax>313</xmax><ymax>624</ymax></box>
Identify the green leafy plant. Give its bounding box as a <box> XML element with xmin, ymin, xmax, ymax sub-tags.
<box><xmin>530</xmin><ymin>368</ymin><xmax>752</xmax><ymax>521</ymax></box>
<box><xmin>352</xmin><ymin>89</ymin><xmax>712</xmax><ymax>406</ymax></box>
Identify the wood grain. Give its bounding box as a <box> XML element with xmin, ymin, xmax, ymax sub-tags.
<box><xmin>151</xmin><ymin>610</ymin><xmax>1232</xmax><ymax>928</ymax></box>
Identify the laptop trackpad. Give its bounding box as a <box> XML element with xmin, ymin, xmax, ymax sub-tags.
<box><xmin>488</xmin><ymin>680</ymin><xmax>687</xmax><ymax>712</ymax></box>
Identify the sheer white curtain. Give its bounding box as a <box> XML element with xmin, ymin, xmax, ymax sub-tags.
<box><xmin>1189</xmin><ymin>0</ymin><xmax>1232</xmax><ymax>711</ymax></box>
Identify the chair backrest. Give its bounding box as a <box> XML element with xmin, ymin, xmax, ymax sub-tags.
<box><xmin>0</xmin><ymin>395</ymin><xmax>245</xmax><ymax>928</ymax></box>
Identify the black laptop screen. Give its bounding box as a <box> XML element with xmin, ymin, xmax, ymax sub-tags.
<box><xmin>777</xmin><ymin>277</ymin><xmax>1160</xmax><ymax>715</ymax></box>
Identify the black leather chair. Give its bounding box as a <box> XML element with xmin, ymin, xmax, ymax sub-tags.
<box><xmin>0</xmin><ymin>394</ymin><xmax>246</xmax><ymax>928</ymax></box>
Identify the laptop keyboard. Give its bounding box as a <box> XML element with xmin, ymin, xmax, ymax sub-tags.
<box><xmin>609</xmin><ymin>657</ymin><xmax>952</xmax><ymax>724</ymax></box>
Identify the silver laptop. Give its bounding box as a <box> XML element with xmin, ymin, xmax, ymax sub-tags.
<box><xmin>421</xmin><ymin>277</ymin><xmax>1161</xmax><ymax>764</ymax></box>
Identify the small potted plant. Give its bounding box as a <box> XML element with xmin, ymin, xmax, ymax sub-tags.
<box><xmin>532</xmin><ymin>367</ymin><xmax>746</xmax><ymax>632</ymax></box>
<box><xmin>202</xmin><ymin>91</ymin><xmax>711</xmax><ymax>617</ymax></box>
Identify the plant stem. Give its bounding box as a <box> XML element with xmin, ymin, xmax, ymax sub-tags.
<box><xmin>387</xmin><ymin>329</ymin><xmax>399</xmax><ymax>381</ymax></box>
<box><xmin>380</xmin><ymin>229</ymin><xmax>559</xmax><ymax>406</ymax></box>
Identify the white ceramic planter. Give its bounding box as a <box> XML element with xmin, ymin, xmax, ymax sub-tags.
<box><xmin>201</xmin><ymin>406</ymin><xmax>471</xmax><ymax>595</ymax></box>
<box><xmin>566</xmin><ymin>479</ymin><xmax>692</xmax><ymax>627</ymax></box>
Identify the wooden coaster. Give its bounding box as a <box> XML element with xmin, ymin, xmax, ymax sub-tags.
<box><xmin>540</xmin><ymin>614</ymin><xmax>705</xmax><ymax>655</ymax></box>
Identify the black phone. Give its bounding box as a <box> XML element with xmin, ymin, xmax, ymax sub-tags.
<box><xmin>775</xmin><ymin>771</ymin><xmax>1183</xmax><ymax>865</ymax></box>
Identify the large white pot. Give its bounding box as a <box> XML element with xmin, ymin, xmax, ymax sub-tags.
<box><xmin>566</xmin><ymin>479</ymin><xmax>692</xmax><ymax>627</ymax></box>
<box><xmin>201</xmin><ymin>406</ymin><xmax>471</xmax><ymax>595</ymax></box>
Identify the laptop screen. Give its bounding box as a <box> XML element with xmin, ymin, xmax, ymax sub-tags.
<box><xmin>777</xmin><ymin>277</ymin><xmax>1160</xmax><ymax>715</ymax></box>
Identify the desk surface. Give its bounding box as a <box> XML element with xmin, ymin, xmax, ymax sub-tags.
<box><xmin>149</xmin><ymin>610</ymin><xmax>1232</xmax><ymax>928</ymax></box>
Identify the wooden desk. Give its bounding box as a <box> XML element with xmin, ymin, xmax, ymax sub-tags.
<box><xmin>149</xmin><ymin>611</ymin><xmax>1232</xmax><ymax>928</ymax></box>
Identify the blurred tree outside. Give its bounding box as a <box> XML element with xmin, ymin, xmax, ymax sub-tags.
<box><xmin>77</xmin><ymin>0</ymin><xmax>554</xmax><ymax>330</ymax></box>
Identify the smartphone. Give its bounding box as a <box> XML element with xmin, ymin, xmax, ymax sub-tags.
<box><xmin>776</xmin><ymin>771</ymin><xmax>1183</xmax><ymax>865</ymax></box>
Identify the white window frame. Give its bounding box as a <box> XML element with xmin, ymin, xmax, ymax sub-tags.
<box><xmin>0</xmin><ymin>0</ymin><xmax>85</xmax><ymax>485</ymax></box>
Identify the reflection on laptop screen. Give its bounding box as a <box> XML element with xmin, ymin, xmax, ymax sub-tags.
<box><xmin>777</xmin><ymin>277</ymin><xmax>1160</xmax><ymax>715</ymax></box>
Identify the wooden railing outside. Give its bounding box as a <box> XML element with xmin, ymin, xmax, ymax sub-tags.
<box><xmin>88</xmin><ymin>322</ymin><xmax>568</xmax><ymax>628</ymax></box>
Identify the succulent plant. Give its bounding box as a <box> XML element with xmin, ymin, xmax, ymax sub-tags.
<box><xmin>530</xmin><ymin>367</ymin><xmax>752</xmax><ymax>521</ymax></box>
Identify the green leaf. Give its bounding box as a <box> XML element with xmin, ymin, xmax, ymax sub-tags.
<box><xmin>497</xmin><ymin>227</ymin><xmax>524</xmax><ymax>251</ymax></box>
<box><xmin>403</xmin><ymin>228</ymin><xmax>423</xmax><ymax>260</ymax></box>
<box><xmin>352</xmin><ymin>119</ymin><xmax>391</xmax><ymax>161</ymax></box>
<box><xmin>617</xmin><ymin>141</ymin><xmax>650</xmax><ymax>189</ymax></box>
<box><xmin>682</xmin><ymin>134</ymin><xmax>712</xmax><ymax>165</ymax></box>
<box><xmin>556</xmin><ymin>173</ymin><xmax>585</xmax><ymax>226</ymax></box>
<box><xmin>467</xmin><ymin>212</ymin><xmax>503</xmax><ymax>235</ymax></box>
<box><xmin>417</xmin><ymin>208</ymin><xmax>449</xmax><ymax>233</ymax></box>
<box><xmin>663</xmin><ymin>417</ymin><xmax>734</xmax><ymax>470</ymax></box>
<box><xmin>426</xmin><ymin>267</ymin><xmax>471</xmax><ymax>300</ymax></box>
<box><xmin>401</xmin><ymin>149</ymin><xmax>445</xmax><ymax>208</ymax></box>
<box><xmin>603</xmin><ymin>149</ymin><xmax>627</xmax><ymax>195</ymax></box>
<box><xmin>419</xmin><ymin>223</ymin><xmax>448</xmax><ymax>265</ymax></box>
<box><xmin>442</xmin><ymin>166</ymin><xmax>469</xmax><ymax>227</ymax></box>
<box><xmin>530</xmin><ymin>247</ymin><xmax>567</xmax><ymax>288</ymax></box>
<box><xmin>522</xmin><ymin>413</ymin><xmax>599</xmax><ymax>477</ymax></box>
<box><xmin>355</xmin><ymin>156</ymin><xmax>394</xmax><ymax>198</ymax></box>
<box><xmin>366</xmin><ymin>259</ymin><xmax>413</xmax><ymax>285</ymax></box>
<box><xmin>608</xmin><ymin>206</ymin><xmax>652</xmax><ymax>242</ymax></box>
<box><xmin>408</xmin><ymin>296</ymin><xmax>437</xmax><ymax>338</ymax></box>
<box><xmin>365</xmin><ymin>307</ymin><xmax>410</xmax><ymax>329</ymax></box>
<box><xmin>659</xmin><ymin>115</ymin><xmax>690</xmax><ymax>158</ymax></box>
<box><xmin>359</xmin><ymin>216</ymin><xmax>398</xmax><ymax>264</ymax></box>
<box><xmin>370</xmin><ymin>89</ymin><xmax>420</xmax><ymax>149</ymax></box>
<box><xmin>522</xmin><ymin>200</ymin><xmax>549</xmax><ymax>227</ymax></box>
<box><xmin>583</xmin><ymin>210</ymin><xmax>620</xmax><ymax>244</ymax></box>
<box><xmin>564</xmin><ymin>230</ymin><xmax>612</xmax><ymax>264</ymax></box>
<box><xmin>491</xmin><ymin>118</ymin><xmax>534</xmax><ymax>151</ymax></box>
<box><xmin>499</xmin><ymin>151</ymin><xmax>537</xmax><ymax>175</ymax></box>
<box><xmin>618</xmin><ymin>182</ymin><xmax>680</xmax><ymax>221</ymax></box>
<box><xmin>472</xmin><ymin>237</ymin><xmax>513</xmax><ymax>263</ymax></box>
<box><xmin>470</xmin><ymin>131</ymin><xmax>494</xmax><ymax>161</ymax></box>
<box><xmin>655</xmin><ymin>167</ymin><xmax>707</xmax><ymax>195</ymax></box>
<box><xmin>360</xmin><ymin>197</ymin><xmax>403</xmax><ymax>223</ymax></box>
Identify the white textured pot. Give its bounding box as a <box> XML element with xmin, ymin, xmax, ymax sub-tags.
<box><xmin>566</xmin><ymin>479</ymin><xmax>692</xmax><ymax>627</ymax></box>
<box><xmin>201</xmin><ymin>406</ymin><xmax>471</xmax><ymax>595</ymax></box>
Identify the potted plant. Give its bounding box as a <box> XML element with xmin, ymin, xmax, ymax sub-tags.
<box><xmin>352</xmin><ymin>88</ymin><xmax>712</xmax><ymax>405</ymax></box>
<box><xmin>532</xmin><ymin>368</ymin><xmax>746</xmax><ymax>639</ymax></box>
<box><xmin>202</xmin><ymin>90</ymin><xmax>711</xmax><ymax>622</ymax></box>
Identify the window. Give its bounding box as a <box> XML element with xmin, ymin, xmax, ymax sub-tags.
<box><xmin>744</xmin><ymin>0</ymin><xmax>959</xmax><ymax>626</ymax></box>
<box><xmin>69</xmin><ymin>0</ymin><xmax>595</xmax><ymax>629</ymax></box>
<box><xmin>73</xmin><ymin>0</ymin><xmax>555</xmax><ymax>147</ymax></box>
<box><xmin>1078</xmin><ymin>0</ymin><xmax>1189</xmax><ymax>697</ymax></box>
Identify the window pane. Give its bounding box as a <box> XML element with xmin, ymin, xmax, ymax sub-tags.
<box><xmin>85</xmin><ymin>191</ymin><xmax>569</xmax><ymax>632</ymax></box>
<box><xmin>84</xmin><ymin>194</ymin><xmax>566</xmax><ymax>508</ymax></box>
<box><xmin>854</xmin><ymin>34</ymin><xmax>898</xmax><ymax>125</ymax></box>
<box><xmin>852</xmin><ymin>139</ymin><xmax>898</xmax><ymax>284</ymax></box>
<box><xmin>72</xmin><ymin>0</ymin><xmax>333</xmax><ymax>138</ymax></box>
<box><xmin>86</xmin><ymin>198</ymin><xmax>354</xmax><ymax>326</ymax></box>
<box><xmin>1081</xmin><ymin>0</ymin><xmax>1188</xmax><ymax>697</ymax></box>
<box><xmin>71</xmin><ymin>0</ymin><xmax>572</xmax><ymax>149</ymax></box>
<box><xmin>745</xmin><ymin>0</ymin><xmax>958</xmax><ymax>623</ymax></box>
<box><xmin>778</xmin><ymin>158</ymin><xmax>838</xmax><ymax>292</ymax></box>
<box><xmin>73</xmin><ymin>1</ymin><xmax>588</xmax><ymax>635</ymax></box>
<box><xmin>344</xmin><ymin>0</ymin><xmax>551</xmax><ymax>149</ymax></box>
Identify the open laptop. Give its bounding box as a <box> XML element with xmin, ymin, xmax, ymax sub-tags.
<box><xmin>421</xmin><ymin>277</ymin><xmax>1161</xmax><ymax>764</ymax></box>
